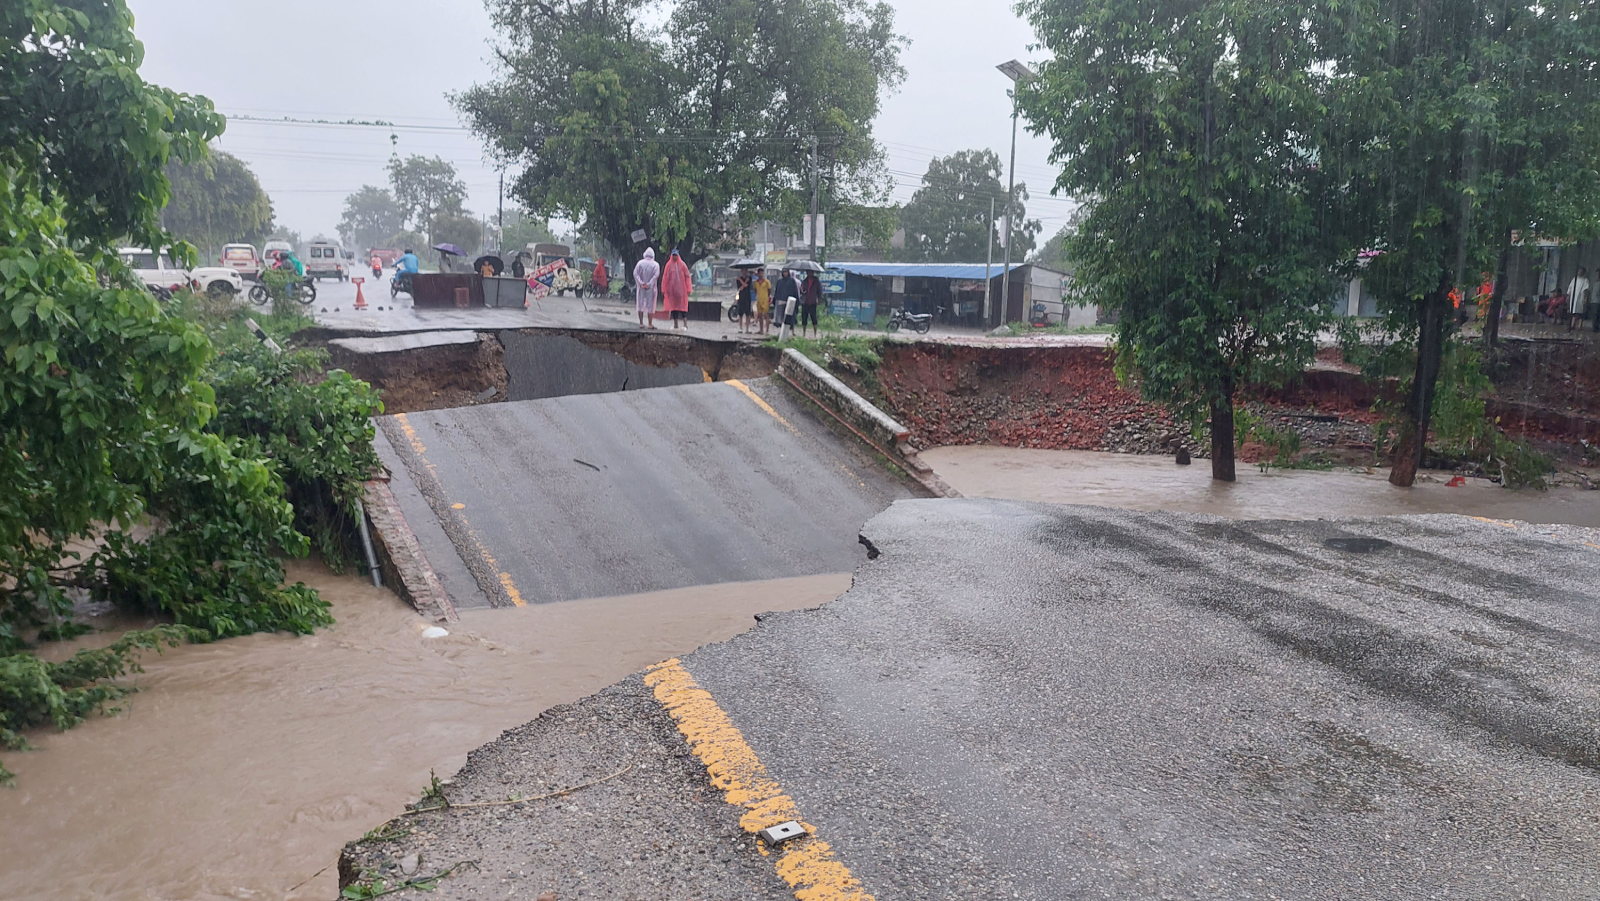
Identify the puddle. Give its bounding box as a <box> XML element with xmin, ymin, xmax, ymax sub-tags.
<box><xmin>0</xmin><ymin>562</ymin><xmax>851</xmax><ymax>901</ymax></box>
<box><xmin>922</xmin><ymin>445</ymin><xmax>1600</xmax><ymax>527</ymax></box>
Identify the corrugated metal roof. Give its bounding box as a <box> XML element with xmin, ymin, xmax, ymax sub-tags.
<box><xmin>827</xmin><ymin>262</ymin><xmax>1024</xmax><ymax>280</ymax></box>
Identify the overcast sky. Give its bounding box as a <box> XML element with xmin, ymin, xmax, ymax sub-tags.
<box><xmin>125</xmin><ymin>0</ymin><xmax>1073</xmax><ymax>245</ymax></box>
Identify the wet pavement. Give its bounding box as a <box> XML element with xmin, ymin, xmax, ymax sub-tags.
<box><xmin>374</xmin><ymin>378</ymin><xmax>916</xmax><ymax>609</ymax></box>
<box><xmin>372</xmin><ymin>500</ymin><xmax>1600</xmax><ymax>899</ymax></box>
<box><xmin>924</xmin><ymin>444</ymin><xmax>1600</xmax><ymax>527</ymax></box>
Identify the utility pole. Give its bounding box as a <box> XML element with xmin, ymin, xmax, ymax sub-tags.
<box><xmin>984</xmin><ymin>195</ymin><xmax>995</xmax><ymax>323</ymax></box>
<box><xmin>995</xmin><ymin>60</ymin><xmax>1034</xmax><ymax>328</ymax></box>
<box><xmin>808</xmin><ymin>135</ymin><xmax>820</xmax><ymax>262</ymax></box>
<box><xmin>1000</xmin><ymin>97</ymin><xmax>1018</xmax><ymax>327</ymax></box>
<box><xmin>497</xmin><ymin>171</ymin><xmax>504</xmax><ymax>250</ymax></box>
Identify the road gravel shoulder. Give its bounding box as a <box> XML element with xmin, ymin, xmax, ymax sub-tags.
<box><xmin>339</xmin><ymin>675</ymin><xmax>796</xmax><ymax>900</ymax></box>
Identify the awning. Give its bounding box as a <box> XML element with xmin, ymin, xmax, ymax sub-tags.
<box><xmin>828</xmin><ymin>262</ymin><xmax>1024</xmax><ymax>280</ymax></box>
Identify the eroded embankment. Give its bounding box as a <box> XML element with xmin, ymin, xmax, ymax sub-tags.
<box><xmin>318</xmin><ymin>328</ymin><xmax>781</xmax><ymax>414</ymax></box>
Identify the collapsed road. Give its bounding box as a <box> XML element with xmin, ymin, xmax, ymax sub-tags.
<box><xmin>373</xmin><ymin>374</ymin><xmax>917</xmax><ymax>610</ymax></box>
<box><xmin>345</xmin><ymin>502</ymin><xmax>1600</xmax><ymax>899</ymax></box>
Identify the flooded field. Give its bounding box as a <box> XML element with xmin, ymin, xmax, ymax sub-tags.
<box><xmin>0</xmin><ymin>563</ymin><xmax>851</xmax><ymax>901</ymax></box>
<box><xmin>922</xmin><ymin>445</ymin><xmax>1600</xmax><ymax>526</ymax></box>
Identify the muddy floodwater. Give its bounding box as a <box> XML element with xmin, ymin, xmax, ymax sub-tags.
<box><xmin>923</xmin><ymin>445</ymin><xmax>1600</xmax><ymax>527</ymax></box>
<box><xmin>0</xmin><ymin>563</ymin><xmax>851</xmax><ymax>901</ymax></box>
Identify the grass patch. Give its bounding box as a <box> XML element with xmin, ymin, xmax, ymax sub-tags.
<box><xmin>1005</xmin><ymin>320</ymin><xmax>1116</xmax><ymax>336</ymax></box>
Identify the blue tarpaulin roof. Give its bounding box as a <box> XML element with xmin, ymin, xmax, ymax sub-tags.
<box><xmin>827</xmin><ymin>262</ymin><xmax>1023</xmax><ymax>280</ymax></box>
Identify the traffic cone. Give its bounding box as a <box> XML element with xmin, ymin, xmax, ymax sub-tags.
<box><xmin>354</xmin><ymin>278</ymin><xmax>368</xmax><ymax>311</ymax></box>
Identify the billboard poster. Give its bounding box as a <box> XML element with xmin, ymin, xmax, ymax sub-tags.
<box><xmin>819</xmin><ymin>269</ymin><xmax>847</xmax><ymax>295</ymax></box>
<box><xmin>526</xmin><ymin>259</ymin><xmax>571</xmax><ymax>299</ymax></box>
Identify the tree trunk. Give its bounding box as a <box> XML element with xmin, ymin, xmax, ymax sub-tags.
<box><xmin>1210</xmin><ymin>391</ymin><xmax>1237</xmax><ymax>482</ymax></box>
<box><xmin>1390</xmin><ymin>273</ymin><xmax>1454</xmax><ymax>487</ymax></box>
<box><xmin>1484</xmin><ymin>231</ymin><xmax>1512</xmax><ymax>348</ymax></box>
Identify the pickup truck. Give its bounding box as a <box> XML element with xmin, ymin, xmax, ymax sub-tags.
<box><xmin>119</xmin><ymin>248</ymin><xmax>244</xmax><ymax>298</ymax></box>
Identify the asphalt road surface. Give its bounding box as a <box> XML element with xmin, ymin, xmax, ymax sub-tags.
<box><xmin>374</xmin><ymin>378</ymin><xmax>916</xmax><ymax>608</ymax></box>
<box><xmin>352</xmin><ymin>501</ymin><xmax>1600</xmax><ymax>899</ymax></box>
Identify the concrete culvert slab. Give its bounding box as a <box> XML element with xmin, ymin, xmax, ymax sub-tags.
<box><xmin>500</xmin><ymin>331</ymin><xmax>707</xmax><ymax>401</ymax></box>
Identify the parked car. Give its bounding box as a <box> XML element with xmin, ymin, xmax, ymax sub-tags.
<box><xmin>221</xmin><ymin>243</ymin><xmax>261</xmax><ymax>280</ymax></box>
<box><xmin>304</xmin><ymin>241</ymin><xmax>347</xmax><ymax>281</ymax></box>
<box><xmin>117</xmin><ymin>248</ymin><xmax>243</xmax><ymax>297</ymax></box>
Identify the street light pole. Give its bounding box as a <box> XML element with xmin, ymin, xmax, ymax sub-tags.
<box><xmin>996</xmin><ymin>60</ymin><xmax>1034</xmax><ymax>329</ymax></box>
<box><xmin>984</xmin><ymin>195</ymin><xmax>994</xmax><ymax>323</ymax></box>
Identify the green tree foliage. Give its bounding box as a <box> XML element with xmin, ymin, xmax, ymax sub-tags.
<box><xmin>498</xmin><ymin>207</ymin><xmax>558</xmax><ymax>254</ymax></box>
<box><xmin>431</xmin><ymin>210</ymin><xmax>483</xmax><ymax>257</ymax></box>
<box><xmin>338</xmin><ymin>185</ymin><xmax>406</xmax><ymax>253</ymax></box>
<box><xmin>162</xmin><ymin>150</ymin><xmax>275</xmax><ymax>260</ymax></box>
<box><xmin>456</xmin><ymin>0</ymin><xmax>905</xmax><ymax>276</ymax></box>
<box><xmin>898</xmin><ymin>149</ymin><xmax>1038</xmax><ymax>263</ymax></box>
<box><xmin>1</xmin><ymin>1</ymin><xmax>379</xmax><ymax>779</ymax></box>
<box><xmin>1320</xmin><ymin>0</ymin><xmax>1600</xmax><ymax>485</ymax></box>
<box><xmin>387</xmin><ymin>155</ymin><xmax>469</xmax><ymax>243</ymax></box>
<box><xmin>1019</xmin><ymin>0</ymin><xmax>1352</xmax><ymax>480</ymax></box>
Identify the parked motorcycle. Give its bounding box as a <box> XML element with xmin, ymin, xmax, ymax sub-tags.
<box><xmin>886</xmin><ymin>306</ymin><xmax>933</xmax><ymax>334</ymax></box>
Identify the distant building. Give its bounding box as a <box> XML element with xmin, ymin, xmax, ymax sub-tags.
<box><xmin>828</xmin><ymin>261</ymin><xmax>1096</xmax><ymax>329</ymax></box>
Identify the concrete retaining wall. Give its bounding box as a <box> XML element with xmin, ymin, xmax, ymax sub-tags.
<box><xmin>362</xmin><ymin>477</ymin><xmax>457</xmax><ymax>622</ymax></box>
<box><xmin>775</xmin><ymin>348</ymin><xmax>958</xmax><ymax>497</ymax></box>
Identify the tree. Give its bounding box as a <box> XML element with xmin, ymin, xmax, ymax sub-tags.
<box><xmin>498</xmin><ymin>207</ymin><xmax>558</xmax><ymax>254</ymax></box>
<box><xmin>1322</xmin><ymin>0</ymin><xmax>1600</xmax><ymax>485</ymax></box>
<box><xmin>1019</xmin><ymin>0</ymin><xmax>1353</xmax><ymax>481</ymax></box>
<box><xmin>162</xmin><ymin>151</ymin><xmax>274</xmax><ymax>260</ymax></box>
<box><xmin>431</xmin><ymin>210</ymin><xmax>483</xmax><ymax>257</ymax></box>
<box><xmin>899</xmin><ymin>149</ymin><xmax>1038</xmax><ymax>263</ymax></box>
<box><xmin>456</xmin><ymin>0</ymin><xmax>905</xmax><ymax>279</ymax></box>
<box><xmin>338</xmin><ymin>185</ymin><xmax>406</xmax><ymax>252</ymax></box>
<box><xmin>387</xmin><ymin>155</ymin><xmax>468</xmax><ymax>243</ymax></box>
<box><xmin>1</xmin><ymin>0</ymin><xmax>339</xmax><ymax>776</ymax></box>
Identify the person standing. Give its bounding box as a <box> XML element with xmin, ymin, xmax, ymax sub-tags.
<box><xmin>592</xmin><ymin>257</ymin><xmax>608</xmax><ymax>299</ymax></box>
<box><xmin>1567</xmin><ymin>267</ymin><xmax>1591</xmax><ymax>331</ymax></box>
<box><xmin>633</xmin><ymin>248</ymin><xmax>660</xmax><ymax>329</ymax></box>
<box><xmin>774</xmin><ymin>268</ymin><xmax>800</xmax><ymax>337</ymax></box>
<box><xmin>754</xmin><ymin>269</ymin><xmax>772</xmax><ymax>336</ymax></box>
<box><xmin>800</xmin><ymin>270</ymin><xmax>823</xmax><ymax>338</ymax></box>
<box><xmin>661</xmin><ymin>249</ymin><xmax>693</xmax><ymax>330</ymax></box>
<box><xmin>735</xmin><ymin>269</ymin><xmax>754</xmax><ymax>333</ymax></box>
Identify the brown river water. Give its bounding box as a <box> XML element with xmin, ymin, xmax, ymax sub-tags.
<box><xmin>0</xmin><ymin>564</ymin><xmax>852</xmax><ymax>901</ymax></box>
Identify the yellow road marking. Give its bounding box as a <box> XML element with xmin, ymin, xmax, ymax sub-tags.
<box><xmin>392</xmin><ymin>414</ymin><xmax>527</xmax><ymax>608</ymax></box>
<box><xmin>725</xmin><ymin>379</ymin><xmax>796</xmax><ymax>432</ymax></box>
<box><xmin>644</xmin><ymin>659</ymin><xmax>873</xmax><ymax>901</ymax></box>
<box><xmin>1470</xmin><ymin>516</ymin><xmax>1520</xmax><ymax>530</ymax></box>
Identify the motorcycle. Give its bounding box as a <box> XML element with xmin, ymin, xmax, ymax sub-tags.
<box><xmin>248</xmin><ymin>271</ymin><xmax>316</xmax><ymax>306</ymax></box>
<box><xmin>390</xmin><ymin>270</ymin><xmax>415</xmax><ymax>299</ymax></box>
<box><xmin>372</xmin><ymin>264</ymin><xmax>382</xmax><ymax>280</ymax></box>
<box><xmin>886</xmin><ymin>306</ymin><xmax>933</xmax><ymax>334</ymax></box>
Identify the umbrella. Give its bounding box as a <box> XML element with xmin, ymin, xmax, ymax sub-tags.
<box><xmin>433</xmin><ymin>243</ymin><xmax>465</xmax><ymax>257</ymax></box>
<box><xmin>787</xmin><ymin>259</ymin><xmax>825</xmax><ymax>272</ymax></box>
<box><xmin>729</xmin><ymin>258</ymin><xmax>765</xmax><ymax>269</ymax></box>
<box><xmin>472</xmin><ymin>255</ymin><xmax>505</xmax><ymax>276</ymax></box>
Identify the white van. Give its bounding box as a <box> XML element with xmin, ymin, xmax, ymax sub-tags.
<box><xmin>221</xmin><ymin>243</ymin><xmax>262</xmax><ymax>280</ymax></box>
<box><xmin>304</xmin><ymin>241</ymin><xmax>347</xmax><ymax>281</ymax></box>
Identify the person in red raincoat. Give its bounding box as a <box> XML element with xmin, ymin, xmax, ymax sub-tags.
<box><xmin>591</xmin><ymin>258</ymin><xmax>608</xmax><ymax>298</ymax></box>
<box><xmin>661</xmin><ymin>249</ymin><xmax>693</xmax><ymax>330</ymax></box>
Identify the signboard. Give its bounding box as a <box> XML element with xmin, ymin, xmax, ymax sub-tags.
<box><xmin>764</xmin><ymin>250</ymin><xmax>788</xmax><ymax>266</ymax></box>
<box><xmin>891</xmin><ymin>275</ymin><xmax>906</xmax><ymax>294</ymax></box>
<box><xmin>953</xmin><ymin>279</ymin><xmax>986</xmax><ymax>292</ymax></box>
<box><xmin>630</xmin><ymin>229</ymin><xmax>648</xmax><ymax>244</ymax></box>
<box><xmin>830</xmin><ymin>297</ymin><xmax>875</xmax><ymax>325</ymax></box>
<box><xmin>819</xmin><ymin>269</ymin><xmax>847</xmax><ymax>295</ymax></box>
<box><xmin>526</xmin><ymin>258</ymin><xmax>572</xmax><ymax>299</ymax></box>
